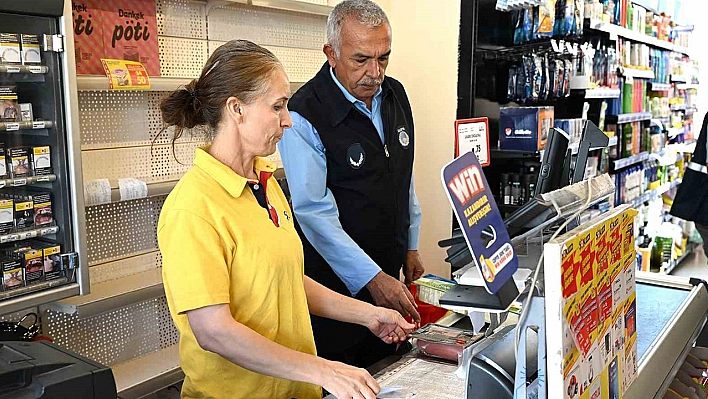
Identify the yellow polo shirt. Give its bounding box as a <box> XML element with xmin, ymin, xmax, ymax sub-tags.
<box><xmin>158</xmin><ymin>147</ymin><xmax>320</xmax><ymax>399</ymax></box>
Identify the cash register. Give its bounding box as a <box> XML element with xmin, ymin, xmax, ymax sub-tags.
<box><xmin>0</xmin><ymin>341</ymin><xmax>117</xmax><ymax>399</ymax></box>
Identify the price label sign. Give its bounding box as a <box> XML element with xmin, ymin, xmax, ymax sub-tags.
<box><xmin>6</xmin><ymin>66</ymin><xmax>20</xmax><ymax>73</ymax></box>
<box><xmin>455</xmin><ymin>117</ymin><xmax>490</xmax><ymax>167</ymax></box>
<box><xmin>33</xmin><ymin>121</ymin><xmax>46</xmax><ymax>129</ymax></box>
<box><xmin>101</xmin><ymin>59</ymin><xmax>151</xmax><ymax>91</ymax></box>
<box><xmin>6</xmin><ymin>123</ymin><xmax>20</xmax><ymax>132</ymax></box>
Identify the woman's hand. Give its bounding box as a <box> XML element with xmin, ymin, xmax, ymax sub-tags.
<box><xmin>365</xmin><ymin>306</ymin><xmax>417</xmax><ymax>344</ymax></box>
<box><xmin>317</xmin><ymin>360</ymin><xmax>380</xmax><ymax>399</ymax></box>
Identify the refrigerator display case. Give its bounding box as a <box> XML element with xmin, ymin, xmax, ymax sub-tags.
<box><xmin>0</xmin><ymin>0</ymin><xmax>88</xmax><ymax>315</ymax></box>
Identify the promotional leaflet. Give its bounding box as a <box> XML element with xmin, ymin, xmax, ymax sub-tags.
<box><xmin>545</xmin><ymin>205</ymin><xmax>638</xmax><ymax>399</ymax></box>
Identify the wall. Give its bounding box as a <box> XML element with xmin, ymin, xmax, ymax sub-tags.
<box><xmin>379</xmin><ymin>0</ymin><xmax>461</xmax><ymax>278</ymax></box>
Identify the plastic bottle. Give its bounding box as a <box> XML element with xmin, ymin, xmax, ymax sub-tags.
<box><xmin>511</xmin><ymin>174</ymin><xmax>522</xmax><ymax>205</ymax></box>
<box><xmin>500</xmin><ymin>173</ymin><xmax>510</xmax><ymax>205</ymax></box>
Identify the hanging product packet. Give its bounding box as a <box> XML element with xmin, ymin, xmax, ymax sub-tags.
<box><xmin>537</xmin><ymin>0</ymin><xmax>556</xmax><ymax>39</ymax></box>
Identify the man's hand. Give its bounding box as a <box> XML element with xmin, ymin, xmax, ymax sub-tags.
<box><xmin>365</xmin><ymin>306</ymin><xmax>416</xmax><ymax>344</ymax></box>
<box><xmin>404</xmin><ymin>250</ymin><xmax>425</xmax><ymax>285</ymax></box>
<box><xmin>366</xmin><ymin>272</ymin><xmax>421</xmax><ymax>323</ymax></box>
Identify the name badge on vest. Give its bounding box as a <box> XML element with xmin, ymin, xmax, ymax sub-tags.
<box><xmin>397</xmin><ymin>126</ymin><xmax>410</xmax><ymax>149</ymax></box>
<box><xmin>347</xmin><ymin>143</ymin><xmax>366</xmax><ymax>169</ymax></box>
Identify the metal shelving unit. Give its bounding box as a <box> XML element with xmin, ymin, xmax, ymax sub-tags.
<box><xmin>613</xmin><ymin>151</ymin><xmax>650</xmax><ymax>169</ymax></box>
<box><xmin>52</xmin><ymin>268</ymin><xmax>163</xmax><ymax>318</ymax></box>
<box><xmin>111</xmin><ymin>344</ymin><xmax>183</xmax><ymax>399</ymax></box>
<box><xmin>650</xmin><ymin>82</ymin><xmax>672</xmax><ymax>92</ymax></box>
<box><xmin>608</xmin><ymin>112</ymin><xmax>653</xmax><ymax>124</ymax></box>
<box><xmin>587</xmin><ymin>19</ymin><xmax>691</xmax><ymax>55</ymax></box>
<box><xmin>621</xmin><ymin>67</ymin><xmax>655</xmax><ymax>80</ymax></box>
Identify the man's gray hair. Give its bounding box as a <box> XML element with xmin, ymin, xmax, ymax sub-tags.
<box><xmin>326</xmin><ymin>0</ymin><xmax>390</xmax><ymax>57</ymax></box>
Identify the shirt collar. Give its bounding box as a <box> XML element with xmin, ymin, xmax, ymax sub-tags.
<box><xmin>193</xmin><ymin>146</ymin><xmax>277</xmax><ymax>198</ymax></box>
<box><xmin>329</xmin><ymin>67</ymin><xmax>383</xmax><ymax>109</ymax></box>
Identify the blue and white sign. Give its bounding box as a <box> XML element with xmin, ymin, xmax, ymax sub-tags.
<box><xmin>441</xmin><ymin>151</ymin><xmax>518</xmax><ymax>294</ymax></box>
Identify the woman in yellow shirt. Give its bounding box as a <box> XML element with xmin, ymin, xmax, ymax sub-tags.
<box><xmin>157</xmin><ymin>39</ymin><xmax>414</xmax><ymax>399</ymax></box>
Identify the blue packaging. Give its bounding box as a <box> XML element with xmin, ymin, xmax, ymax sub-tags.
<box><xmin>499</xmin><ymin>106</ymin><xmax>554</xmax><ymax>151</ymax></box>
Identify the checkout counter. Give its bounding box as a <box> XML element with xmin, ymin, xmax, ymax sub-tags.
<box><xmin>325</xmin><ymin>273</ymin><xmax>708</xmax><ymax>399</ymax></box>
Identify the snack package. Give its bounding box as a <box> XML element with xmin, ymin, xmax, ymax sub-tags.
<box><xmin>411</xmin><ymin>324</ymin><xmax>485</xmax><ymax>364</ymax></box>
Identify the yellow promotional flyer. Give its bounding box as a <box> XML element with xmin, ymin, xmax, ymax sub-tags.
<box><xmin>101</xmin><ymin>58</ymin><xmax>151</xmax><ymax>90</ymax></box>
<box><xmin>545</xmin><ymin>205</ymin><xmax>638</xmax><ymax>399</ymax></box>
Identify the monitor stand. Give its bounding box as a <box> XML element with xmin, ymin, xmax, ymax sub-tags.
<box><xmin>439</xmin><ymin>278</ymin><xmax>520</xmax><ymax>313</ymax></box>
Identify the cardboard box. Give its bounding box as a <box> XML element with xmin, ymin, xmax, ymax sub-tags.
<box><xmin>0</xmin><ymin>86</ymin><xmax>20</xmax><ymax>122</ymax></box>
<box><xmin>99</xmin><ymin>0</ymin><xmax>160</xmax><ymax>76</ymax></box>
<box><xmin>20</xmin><ymin>34</ymin><xmax>41</xmax><ymax>64</ymax></box>
<box><xmin>20</xmin><ymin>248</ymin><xmax>43</xmax><ymax>285</ymax></box>
<box><xmin>2</xmin><ymin>258</ymin><xmax>23</xmax><ymax>290</ymax></box>
<box><xmin>19</xmin><ymin>103</ymin><xmax>33</xmax><ymax>122</ymax></box>
<box><xmin>72</xmin><ymin>0</ymin><xmax>105</xmax><ymax>74</ymax></box>
<box><xmin>12</xmin><ymin>196</ymin><xmax>34</xmax><ymax>230</ymax></box>
<box><xmin>0</xmin><ymin>33</ymin><xmax>21</xmax><ymax>64</ymax></box>
<box><xmin>31</xmin><ymin>146</ymin><xmax>52</xmax><ymax>176</ymax></box>
<box><xmin>24</xmin><ymin>188</ymin><xmax>53</xmax><ymax>227</ymax></box>
<box><xmin>0</xmin><ymin>143</ymin><xmax>7</xmax><ymax>178</ymax></box>
<box><xmin>499</xmin><ymin>106</ymin><xmax>553</xmax><ymax>151</ymax></box>
<box><xmin>8</xmin><ymin>147</ymin><xmax>31</xmax><ymax>178</ymax></box>
<box><xmin>38</xmin><ymin>242</ymin><xmax>63</xmax><ymax>280</ymax></box>
<box><xmin>0</xmin><ymin>199</ymin><xmax>13</xmax><ymax>234</ymax></box>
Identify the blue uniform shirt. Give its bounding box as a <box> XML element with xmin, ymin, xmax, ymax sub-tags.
<box><xmin>278</xmin><ymin>68</ymin><xmax>422</xmax><ymax>296</ymax></box>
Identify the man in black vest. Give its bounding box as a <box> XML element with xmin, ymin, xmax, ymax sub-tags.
<box><xmin>279</xmin><ymin>0</ymin><xmax>425</xmax><ymax>368</ymax></box>
<box><xmin>671</xmin><ymin>113</ymin><xmax>708</xmax><ymax>261</ymax></box>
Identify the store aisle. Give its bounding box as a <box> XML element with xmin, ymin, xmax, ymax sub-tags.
<box><xmin>672</xmin><ymin>244</ymin><xmax>708</xmax><ymax>278</ymax></box>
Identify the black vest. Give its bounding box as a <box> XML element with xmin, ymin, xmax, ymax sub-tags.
<box><xmin>288</xmin><ymin>63</ymin><xmax>414</xmax><ymax>352</ymax></box>
<box><xmin>671</xmin><ymin>113</ymin><xmax>708</xmax><ymax>225</ymax></box>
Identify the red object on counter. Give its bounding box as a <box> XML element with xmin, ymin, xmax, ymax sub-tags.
<box><xmin>405</xmin><ymin>284</ymin><xmax>449</xmax><ymax>326</ymax></box>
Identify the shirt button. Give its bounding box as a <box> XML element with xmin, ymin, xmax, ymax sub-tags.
<box><xmin>253</xmin><ymin>184</ymin><xmax>259</xmax><ymax>190</ymax></box>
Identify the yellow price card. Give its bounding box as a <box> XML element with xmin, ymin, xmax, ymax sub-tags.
<box><xmin>101</xmin><ymin>59</ymin><xmax>151</xmax><ymax>90</ymax></box>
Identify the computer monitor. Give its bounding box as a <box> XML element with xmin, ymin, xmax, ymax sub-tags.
<box><xmin>571</xmin><ymin>120</ymin><xmax>610</xmax><ymax>184</ymax></box>
<box><xmin>535</xmin><ymin>127</ymin><xmax>571</xmax><ymax>196</ymax></box>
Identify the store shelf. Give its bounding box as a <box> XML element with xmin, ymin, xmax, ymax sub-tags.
<box><xmin>109</xmin><ymin>180</ymin><xmax>178</xmax><ymax>203</ymax></box>
<box><xmin>77</xmin><ymin>75</ymin><xmax>193</xmax><ymax>91</ymax></box>
<box><xmin>586</xmin><ymin>19</ymin><xmax>691</xmax><ymax>55</ymax></box>
<box><xmin>0</xmin><ymin>283</ymin><xmax>79</xmax><ymax>316</ymax></box>
<box><xmin>0</xmin><ymin>120</ymin><xmax>54</xmax><ymax>132</ymax></box>
<box><xmin>0</xmin><ymin>65</ymin><xmax>49</xmax><ymax>74</ymax></box>
<box><xmin>0</xmin><ymin>225</ymin><xmax>59</xmax><ymax>244</ymax></box>
<box><xmin>608</xmin><ymin>112</ymin><xmax>652</xmax><ymax>124</ymax></box>
<box><xmin>112</xmin><ymin>344</ymin><xmax>184</xmax><ymax>399</ymax></box>
<box><xmin>55</xmin><ymin>268</ymin><xmax>163</xmax><ymax>318</ymax></box>
<box><xmin>249</xmin><ymin>0</ymin><xmax>333</xmax><ymax>15</ymax></box>
<box><xmin>621</xmin><ymin>67</ymin><xmax>655</xmax><ymax>80</ymax></box>
<box><xmin>677</xmin><ymin>83</ymin><xmax>699</xmax><ymax>90</ymax></box>
<box><xmin>671</xmin><ymin>75</ymin><xmax>688</xmax><ymax>84</ymax></box>
<box><xmin>0</xmin><ymin>174</ymin><xmax>56</xmax><ymax>188</ymax></box>
<box><xmin>78</xmin><ymin>75</ymin><xmax>306</xmax><ymax>93</ymax></box>
<box><xmin>650</xmin><ymin>82</ymin><xmax>672</xmax><ymax>92</ymax></box>
<box><xmin>626</xmin><ymin>179</ymin><xmax>681</xmax><ymax>208</ymax></box>
<box><xmin>584</xmin><ymin>88</ymin><xmax>621</xmax><ymax>99</ymax></box>
<box><xmin>613</xmin><ymin>151</ymin><xmax>649</xmax><ymax>169</ymax></box>
<box><xmin>489</xmin><ymin>148</ymin><xmax>541</xmax><ymax>159</ymax></box>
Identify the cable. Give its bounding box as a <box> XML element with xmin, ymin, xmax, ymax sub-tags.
<box><xmin>514</xmin><ymin>179</ymin><xmax>593</xmax><ymax>360</ymax></box>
